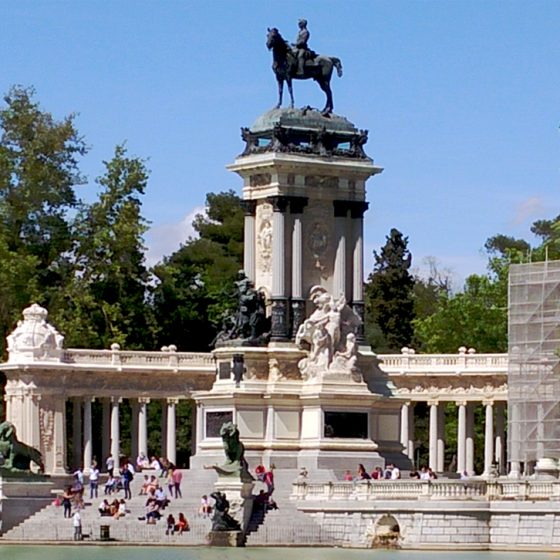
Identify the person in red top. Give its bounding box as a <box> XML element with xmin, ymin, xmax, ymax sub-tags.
<box><xmin>343</xmin><ymin>470</ymin><xmax>353</xmax><ymax>481</ymax></box>
<box><xmin>264</xmin><ymin>465</ymin><xmax>275</xmax><ymax>495</ymax></box>
<box><xmin>255</xmin><ymin>464</ymin><xmax>266</xmax><ymax>482</ymax></box>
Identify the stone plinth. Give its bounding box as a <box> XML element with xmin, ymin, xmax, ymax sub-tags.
<box><xmin>0</xmin><ymin>475</ymin><xmax>54</xmax><ymax>534</ymax></box>
<box><xmin>207</xmin><ymin>530</ymin><xmax>245</xmax><ymax>547</ymax></box>
<box><xmin>213</xmin><ymin>478</ymin><xmax>255</xmax><ymax>532</ymax></box>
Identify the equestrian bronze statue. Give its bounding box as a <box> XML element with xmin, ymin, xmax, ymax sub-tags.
<box><xmin>266</xmin><ymin>21</ymin><xmax>343</xmax><ymax>115</ymax></box>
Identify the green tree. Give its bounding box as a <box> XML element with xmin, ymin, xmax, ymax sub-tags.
<box><xmin>151</xmin><ymin>190</ymin><xmax>244</xmax><ymax>351</ymax></box>
<box><xmin>413</xmin><ymin>273</ymin><xmax>507</xmax><ymax>353</ymax></box>
<box><xmin>0</xmin><ymin>86</ymin><xmax>87</xmax><ymax>353</ymax></box>
<box><xmin>52</xmin><ymin>144</ymin><xmax>153</xmax><ymax>349</ymax></box>
<box><xmin>365</xmin><ymin>228</ymin><xmax>416</xmax><ymax>352</ymax></box>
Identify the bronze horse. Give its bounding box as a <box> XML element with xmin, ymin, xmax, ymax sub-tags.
<box><xmin>266</xmin><ymin>27</ymin><xmax>343</xmax><ymax>115</ymax></box>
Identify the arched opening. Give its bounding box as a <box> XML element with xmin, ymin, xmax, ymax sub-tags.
<box><xmin>371</xmin><ymin>514</ymin><xmax>400</xmax><ymax>548</ymax></box>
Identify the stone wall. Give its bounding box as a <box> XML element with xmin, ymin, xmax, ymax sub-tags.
<box><xmin>300</xmin><ymin>500</ymin><xmax>560</xmax><ymax>550</ymax></box>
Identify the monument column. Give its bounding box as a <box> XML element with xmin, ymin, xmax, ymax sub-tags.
<box><xmin>333</xmin><ymin>201</ymin><xmax>349</xmax><ymax>300</ymax></box>
<box><xmin>83</xmin><ymin>398</ymin><xmax>93</xmax><ymax>474</ymax></box>
<box><xmin>167</xmin><ymin>398</ymin><xmax>178</xmax><ymax>465</ymax></box>
<box><xmin>270</xmin><ymin>195</ymin><xmax>290</xmax><ymax>341</ymax></box>
<box><xmin>483</xmin><ymin>400</ymin><xmax>494</xmax><ymax>476</ymax></box>
<box><xmin>290</xmin><ymin>196</ymin><xmax>308</xmax><ymax>339</ymax></box>
<box><xmin>456</xmin><ymin>401</ymin><xmax>466</xmax><ymax>474</ymax></box>
<box><xmin>138</xmin><ymin>397</ymin><xmax>149</xmax><ymax>459</ymax></box>
<box><xmin>241</xmin><ymin>200</ymin><xmax>257</xmax><ymax>282</ymax></box>
<box><xmin>350</xmin><ymin>202</ymin><xmax>369</xmax><ymax>342</ymax></box>
<box><xmin>110</xmin><ymin>397</ymin><xmax>121</xmax><ymax>462</ymax></box>
<box><xmin>400</xmin><ymin>402</ymin><xmax>410</xmax><ymax>457</ymax></box>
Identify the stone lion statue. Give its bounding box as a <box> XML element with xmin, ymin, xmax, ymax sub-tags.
<box><xmin>220</xmin><ymin>422</ymin><xmax>245</xmax><ymax>466</ymax></box>
<box><xmin>0</xmin><ymin>421</ymin><xmax>44</xmax><ymax>472</ymax></box>
<box><xmin>206</xmin><ymin>422</ymin><xmax>252</xmax><ymax>481</ymax></box>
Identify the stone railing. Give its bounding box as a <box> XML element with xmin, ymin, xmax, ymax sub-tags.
<box><xmin>61</xmin><ymin>348</ymin><xmax>215</xmax><ymax>369</ymax></box>
<box><xmin>378</xmin><ymin>348</ymin><xmax>508</xmax><ymax>373</ymax></box>
<box><xmin>292</xmin><ymin>479</ymin><xmax>560</xmax><ymax>501</ymax></box>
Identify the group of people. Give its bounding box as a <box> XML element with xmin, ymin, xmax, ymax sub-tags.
<box><xmin>345</xmin><ymin>463</ymin><xmax>440</xmax><ymax>482</ymax></box>
<box><xmin>349</xmin><ymin>463</ymin><xmax>402</xmax><ymax>481</ymax></box>
<box><xmin>98</xmin><ymin>498</ymin><xmax>128</xmax><ymax>519</ymax></box>
<box><xmin>409</xmin><ymin>466</ymin><xmax>438</xmax><ymax>480</ymax></box>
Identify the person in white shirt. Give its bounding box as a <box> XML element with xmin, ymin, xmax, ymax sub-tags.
<box><xmin>390</xmin><ymin>466</ymin><xmax>401</xmax><ymax>480</ymax></box>
<box><xmin>72</xmin><ymin>511</ymin><xmax>82</xmax><ymax>541</ymax></box>
<box><xmin>89</xmin><ymin>465</ymin><xmax>100</xmax><ymax>499</ymax></box>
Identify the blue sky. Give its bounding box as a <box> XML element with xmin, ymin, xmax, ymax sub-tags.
<box><xmin>2</xmin><ymin>1</ymin><xmax>559</xmax><ymax>287</ymax></box>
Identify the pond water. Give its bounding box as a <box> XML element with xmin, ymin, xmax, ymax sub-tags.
<box><xmin>0</xmin><ymin>546</ymin><xmax>555</xmax><ymax>560</ymax></box>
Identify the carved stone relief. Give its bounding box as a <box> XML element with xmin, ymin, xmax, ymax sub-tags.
<box><xmin>256</xmin><ymin>203</ymin><xmax>273</xmax><ymax>287</ymax></box>
<box><xmin>304</xmin><ymin>201</ymin><xmax>333</xmax><ymax>279</ymax></box>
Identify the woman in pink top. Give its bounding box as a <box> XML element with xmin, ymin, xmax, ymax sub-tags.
<box><xmin>172</xmin><ymin>468</ymin><xmax>183</xmax><ymax>499</ymax></box>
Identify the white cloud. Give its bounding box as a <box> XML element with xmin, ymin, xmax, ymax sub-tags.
<box><xmin>144</xmin><ymin>206</ymin><xmax>205</xmax><ymax>266</ymax></box>
<box><xmin>511</xmin><ymin>196</ymin><xmax>544</xmax><ymax>226</ymax></box>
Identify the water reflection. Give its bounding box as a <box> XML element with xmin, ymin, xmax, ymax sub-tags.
<box><xmin>0</xmin><ymin>546</ymin><xmax>554</xmax><ymax>560</ymax></box>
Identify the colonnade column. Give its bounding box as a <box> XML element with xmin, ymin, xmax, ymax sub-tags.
<box><xmin>242</xmin><ymin>201</ymin><xmax>256</xmax><ymax>283</ymax></box>
<box><xmin>350</xmin><ymin>201</ymin><xmax>368</xmax><ymax>342</ymax></box>
<box><xmin>509</xmin><ymin>403</ymin><xmax>521</xmax><ymax>477</ymax></box>
<box><xmin>270</xmin><ymin>196</ymin><xmax>289</xmax><ymax>341</ymax></box>
<box><xmin>457</xmin><ymin>401</ymin><xmax>466</xmax><ymax>474</ymax></box>
<box><xmin>290</xmin><ymin>197</ymin><xmax>308</xmax><ymax>339</ymax></box>
<box><xmin>437</xmin><ymin>403</ymin><xmax>445</xmax><ymax>473</ymax></box>
<box><xmin>83</xmin><ymin>398</ymin><xmax>93</xmax><ymax>474</ymax></box>
<box><xmin>495</xmin><ymin>401</ymin><xmax>506</xmax><ymax>475</ymax></box>
<box><xmin>102</xmin><ymin>398</ymin><xmax>110</xmax><ymax>463</ymax></box>
<box><xmin>130</xmin><ymin>399</ymin><xmax>139</xmax><ymax>462</ymax></box>
<box><xmin>483</xmin><ymin>400</ymin><xmax>495</xmax><ymax>476</ymax></box>
<box><xmin>400</xmin><ymin>402</ymin><xmax>410</xmax><ymax>458</ymax></box>
<box><xmin>161</xmin><ymin>401</ymin><xmax>168</xmax><ymax>458</ymax></box>
<box><xmin>72</xmin><ymin>398</ymin><xmax>82</xmax><ymax>469</ymax></box>
<box><xmin>110</xmin><ymin>397</ymin><xmax>121</xmax><ymax>462</ymax></box>
<box><xmin>466</xmin><ymin>402</ymin><xmax>475</xmax><ymax>475</ymax></box>
<box><xmin>428</xmin><ymin>401</ymin><xmax>438</xmax><ymax>471</ymax></box>
<box><xmin>400</xmin><ymin>401</ymin><xmax>415</xmax><ymax>463</ymax></box>
<box><xmin>138</xmin><ymin>397</ymin><xmax>149</xmax><ymax>459</ymax></box>
<box><xmin>166</xmin><ymin>398</ymin><xmax>178</xmax><ymax>466</ymax></box>
<box><xmin>333</xmin><ymin>201</ymin><xmax>348</xmax><ymax>300</ymax></box>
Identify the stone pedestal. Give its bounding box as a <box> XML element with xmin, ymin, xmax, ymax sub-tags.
<box><xmin>207</xmin><ymin>530</ymin><xmax>245</xmax><ymax>547</ymax></box>
<box><xmin>0</xmin><ymin>474</ymin><xmax>54</xmax><ymax>534</ymax></box>
<box><xmin>213</xmin><ymin>478</ymin><xmax>255</xmax><ymax>532</ymax></box>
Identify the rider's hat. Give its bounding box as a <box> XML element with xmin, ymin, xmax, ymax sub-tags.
<box><xmin>298</xmin><ymin>18</ymin><xmax>307</xmax><ymax>26</ymax></box>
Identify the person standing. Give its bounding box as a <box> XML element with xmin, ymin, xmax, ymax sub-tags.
<box><xmin>121</xmin><ymin>464</ymin><xmax>133</xmax><ymax>500</ymax></box>
<box><xmin>72</xmin><ymin>510</ymin><xmax>82</xmax><ymax>541</ymax></box>
<box><xmin>172</xmin><ymin>468</ymin><xmax>183</xmax><ymax>499</ymax></box>
<box><xmin>62</xmin><ymin>486</ymin><xmax>73</xmax><ymax>519</ymax></box>
<box><xmin>105</xmin><ymin>454</ymin><xmax>114</xmax><ymax>477</ymax></box>
<box><xmin>89</xmin><ymin>464</ymin><xmax>100</xmax><ymax>499</ymax></box>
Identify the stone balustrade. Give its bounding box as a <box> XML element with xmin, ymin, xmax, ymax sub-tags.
<box><xmin>292</xmin><ymin>478</ymin><xmax>560</xmax><ymax>501</ymax></box>
<box><xmin>380</xmin><ymin>349</ymin><xmax>508</xmax><ymax>373</ymax></box>
<box><xmin>61</xmin><ymin>348</ymin><xmax>215</xmax><ymax>369</ymax></box>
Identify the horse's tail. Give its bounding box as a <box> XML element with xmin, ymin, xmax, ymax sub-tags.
<box><xmin>331</xmin><ymin>57</ymin><xmax>343</xmax><ymax>78</ymax></box>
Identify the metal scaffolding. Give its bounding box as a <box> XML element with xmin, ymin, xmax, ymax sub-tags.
<box><xmin>508</xmin><ymin>261</ymin><xmax>560</xmax><ymax>465</ymax></box>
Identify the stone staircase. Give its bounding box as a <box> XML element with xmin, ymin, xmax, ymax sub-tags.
<box><xmin>245</xmin><ymin>469</ymin><xmax>334</xmax><ymax>546</ymax></box>
<box><xmin>1</xmin><ymin>469</ymin><xmax>218</xmax><ymax>544</ymax></box>
<box><xmin>1</xmin><ymin>468</ymin><xmax>333</xmax><ymax>545</ymax></box>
